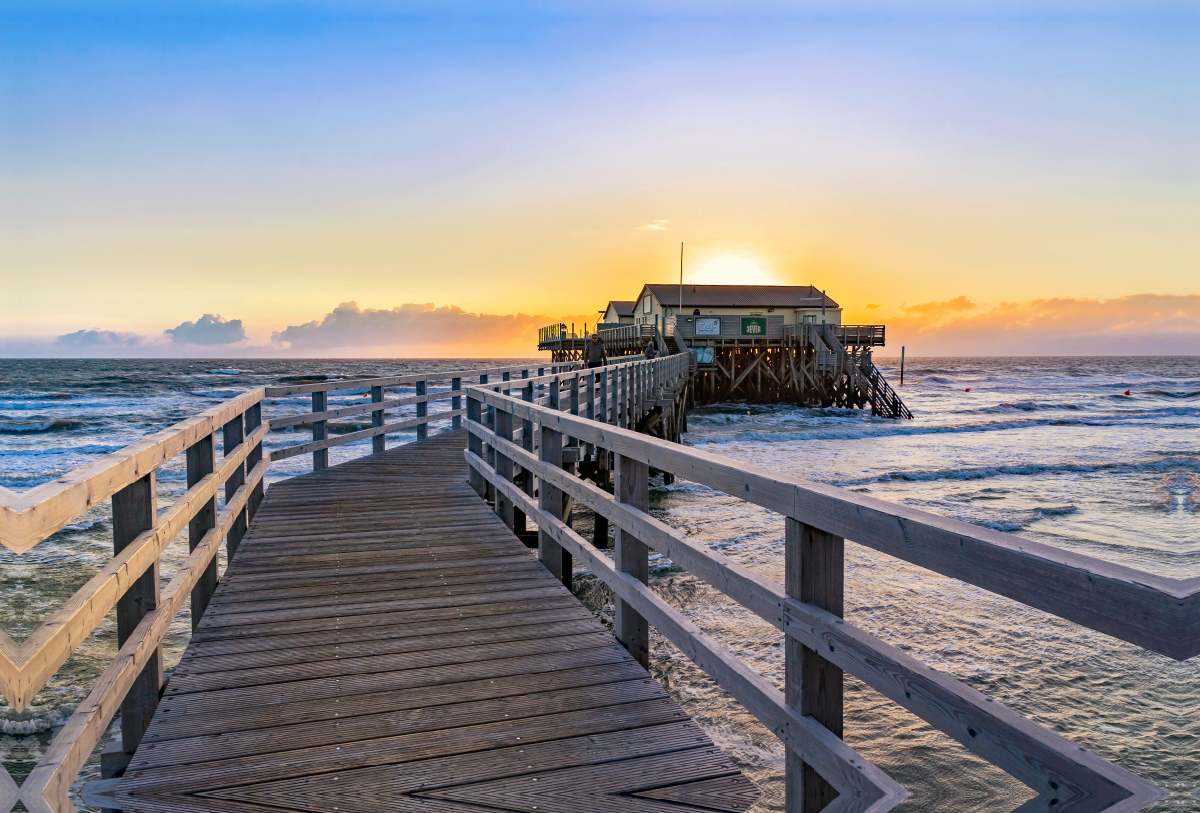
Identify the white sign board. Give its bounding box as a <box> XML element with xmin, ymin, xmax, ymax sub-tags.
<box><xmin>694</xmin><ymin>317</ymin><xmax>722</xmax><ymax>337</ymax></box>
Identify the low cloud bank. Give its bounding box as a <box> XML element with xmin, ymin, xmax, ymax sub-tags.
<box><xmin>272</xmin><ymin>302</ymin><xmax>546</xmax><ymax>350</ymax></box>
<box><xmin>891</xmin><ymin>294</ymin><xmax>1200</xmax><ymax>355</ymax></box>
<box><xmin>164</xmin><ymin>314</ymin><xmax>247</xmax><ymax>345</ymax></box>
<box><xmin>55</xmin><ymin>329</ymin><xmax>145</xmax><ymax>349</ymax></box>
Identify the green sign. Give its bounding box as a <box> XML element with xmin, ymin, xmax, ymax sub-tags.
<box><xmin>740</xmin><ymin>317</ymin><xmax>767</xmax><ymax>337</ymax></box>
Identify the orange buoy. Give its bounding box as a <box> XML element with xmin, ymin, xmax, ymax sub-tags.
<box><xmin>1124</xmin><ymin>389</ymin><xmax>1130</xmax><ymax>396</ymax></box>
<box><xmin>964</xmin><ymin>387</ymin><xmax>970</xmax><ymax>392</ymax></box>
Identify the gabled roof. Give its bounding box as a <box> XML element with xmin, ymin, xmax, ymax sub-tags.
<box><xmin>641</xmin><ymin>284</ymin><xmax>839</xmax><ymax>310</ymax></box>
<box><xmin>601</xmin><ymin>300</ymin><xmax>636</xmax><ymax>317</ymax></box>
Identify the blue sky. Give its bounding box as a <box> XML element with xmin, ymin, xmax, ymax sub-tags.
<box><xmin>2</xmin><ymin>2</ymin><xmax>1197</xmax><ymax>355</ymax></box>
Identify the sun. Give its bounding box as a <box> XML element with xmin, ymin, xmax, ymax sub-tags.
<box><xmin>688</xmin><ymin>256</ymin><xmax>778</xmax><ymax>286</ymax></box>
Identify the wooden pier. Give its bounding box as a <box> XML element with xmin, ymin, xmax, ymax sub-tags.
<box><xmin>0</xmin><ymin>355</ymin><xmax>1187</xmax><ymax>813</ymax></box>
<box><xmin>539</xmin><ymin>320</ymin><xmax>912</xmax><ymax>418</ymax></box>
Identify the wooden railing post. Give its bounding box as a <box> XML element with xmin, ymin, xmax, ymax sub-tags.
<box><xmin>452</xmin><ymin>377</ymin><xmax>462</xmax><ymax>429</ymax></box>
<box><xmin>479</xmin><ymin>374</ymin><xmax>494</xmax><ymax>501</ymax></box>
<box><xmin>538</xmin><ymin>418</ymin><xmax>570</xmax><ymax>588</ymax></box>
<box><xmin>185</xmin><ymin>434</ymin><xmax>217</xmax><ymax>632</ymax></box>
<box><xmin>516</xmin><ymin>376</ymin><xmax>534</xmax><ymax>534</ymax></box>
<box><xmin>244</xmin><ymin>402</ymin><xmax>264</xmax><ymax>521</ymax></box>
<box><xmin>223</xmin><ymin>413</ymin><xmax>248</xmax><ymax>559</ymax></box>
<box><xmin>466</xmin><ymin>391</ymin><xmax>486</xmax><ymax>497</ymax></box>
<box><xmin>312</xmin><ymin>390</ymin><xmax>328</xmax><ymax>470</ymax></box>
<box><xmin>785</xmin><ymin>517</ymin><xmax>845</xmax><ymax>812</ymax></box>
<box><xmin>614</xmin><ymin>453</ymin><xmax>650</xmax><ymax>668</ymax></box>
<box><xmin>416</xmin><ymin>379</ymin><xmax>428</xmax><ymax>441</ymax></box>
<box><xmin>371</xmin><ymin>385</ymin><xmax>385</xmax><ymax>453</ymax></box>
<box><xmin>599</xmin><ymin>365</ymin><xmax>610</xmax><ymax>423</ymax></box>
<box><xmin>493</xmin><ymin>405</ymin><xmax>515</xmax><ymax>530</ymax></box>
<box><xmin>111</xmin><ymin>473</ymin><xmax>162</xmax><ymax>756</ymax></box>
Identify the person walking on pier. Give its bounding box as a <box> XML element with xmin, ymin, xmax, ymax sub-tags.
<box><xmin>584</xmin><ymin>332</ymin><xmax>608</xmax><ymax>368</ymax></box>
<box><xmin>644</xmin><ymin>340</ymin><xmax>658</xmax><ymax>359</ymax></box>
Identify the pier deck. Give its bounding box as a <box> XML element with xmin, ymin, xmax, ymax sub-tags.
<box><xmin>111</xmin><ymin>430</ymin><xmax>757</xmax><ymax>813</ymax></box>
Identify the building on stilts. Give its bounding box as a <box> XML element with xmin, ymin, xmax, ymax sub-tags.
<box><xmin>539</xmin><ymin>283</ymin><xmax>911</xmax><ymax>419</ymax></box>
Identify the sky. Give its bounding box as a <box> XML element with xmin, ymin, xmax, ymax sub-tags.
<box><xmin>1</xmin><ymin>2</ymin><xmax>1197</xmax><ymax>357</ymax></box>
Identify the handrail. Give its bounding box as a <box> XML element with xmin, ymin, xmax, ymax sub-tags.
<box><xmin>264</xmin><ymin>362</ymin><xmax>585</xmax><ymax>469</ymax></box>
<box><xmin>465</xmin><ymin>358</ymin><xmax>1173</xmax><ymax>813</ymax></box>
<box><xmin>0</xmin><ymin>391</ymin><xmax>268</xmax><ymax>813</ymax></box>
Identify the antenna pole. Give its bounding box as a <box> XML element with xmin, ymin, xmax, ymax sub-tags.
<box><xmin>679</xmin><ymin>242</ymin><xmax>683</xmax><ymax>316</ymax></box>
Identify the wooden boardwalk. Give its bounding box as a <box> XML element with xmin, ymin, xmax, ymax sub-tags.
<box><xmin>112</xmin><ymin>431</ymin><xmax>758</xmax><ymax>813</ymax></box>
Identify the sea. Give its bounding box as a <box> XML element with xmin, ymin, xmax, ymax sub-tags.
<box><xmin>0</xmin><ymin>356</ymin><xmax>1196</xmax><ymax>811</ymax></box>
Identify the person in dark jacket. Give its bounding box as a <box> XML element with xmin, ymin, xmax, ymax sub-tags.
<box><xmin>644</xmin><ymin>340</ymin><xmax>658</xmax><ymax>359</ymax></box>
<box><xmin>583</xmin><ymin>333</ymin><xmax>608</xmax><ymax>367</ymax></box>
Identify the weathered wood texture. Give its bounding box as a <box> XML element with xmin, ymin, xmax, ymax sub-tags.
<box><xmin>113</xmin><ymin>431</ymin><xmax>757</xmax><ymax>813</ymax></box>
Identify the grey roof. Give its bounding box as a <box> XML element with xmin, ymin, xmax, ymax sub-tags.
<box><xmin>602</xmin><ymin>300</ymin><xmax>636</xmax><ymax>317</ymax></box>
<box><xmin>642</xmin><ymin>284</ymin><xmax>839</xmax><ymax>310</ymax></box>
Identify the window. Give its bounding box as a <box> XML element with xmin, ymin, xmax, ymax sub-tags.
<box><xmin>642</xmin><ymin>294</ymin><xmax>652</xmax><ymax>314</ymax></box>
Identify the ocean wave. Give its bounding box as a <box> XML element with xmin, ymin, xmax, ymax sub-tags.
<box><xmin>0</xmin><ymin>420</ymin><xmax>82</xmax><ymax>434</ymax></box>
<box><xmin>973</xmin><ymin>401</ymin><xmax>1085</xmax><ymax>414</ymax></box>
<box><xmin>207</xmin><ymin>368</ymin><xmax>243</xmax><ymax>375</ymax></box>
<box><xmin>189</xmin><ymin>389</ymin><xmax>248</xmax><ymax>400</ymax></box>
<box><xmin>1148</xmin><ymin>389</ymin><xmax>1200</xmax><ymax>399</ymax></box>
<box><xmin>838</xmin><ymin>455</ymin><xmax>1200</xmax><ymax>487</ymax></box>
<box><xmin>1</xmin><ymin>706</ymin><xmax>73</xmax><ymax>735</ymax></box>
<box><xmin>277</xmin><ymin>374</ymin><xmax>334</xmax><ymax>383</ymax></box>
<box><xmin>0</xmin><ymin>443</ymin><xmax>123</xmax><ymax>457</ymax></box>
<box><xmin>0</xmin><ymin>391</ymin><xmax>72</xmax><ymax>401</ymax></box>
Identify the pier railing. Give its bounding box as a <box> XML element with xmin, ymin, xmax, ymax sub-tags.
<box><xmin>465</xmin><ymin>356</ymin><xmax>1184</xmax><ymax>813</ymax></box>
<box><xmin>0</xmin><ymin>360</ymin><xmax>592</xmax><ymax>813</ymax></box>
<box><xmin>0</xmin><ymin>391</ymin><xmax>267</xmax><ymax>813</ymax></box>
<box><xmin>263</xmin><ymin>362</ymin><xmax>583</xmax><ymax>471</ymax></box>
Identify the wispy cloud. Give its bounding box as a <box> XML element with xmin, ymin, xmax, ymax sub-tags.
<box><xmin>901</xmin><ymin>295</ymin><xmax>977</xmax><ymax>316</ymax></box>
<box><xmin>272</xmin><ymin>301</ymin><xmax>548</xmax><ymax>350</ymax></box>
<box><xmin>164</xmin><ymin>314</ymin><xmax>248</xmax><ymax>345</ymax></box>
<box><xmin>635</xmin><ymin>220</ymin><xmax>669</xmax><ymax>231</ymax></box>
<box><xmin>891</xmin><ymin>294</ymin><xmax>1200</xmax><ymax>355</ymax></box>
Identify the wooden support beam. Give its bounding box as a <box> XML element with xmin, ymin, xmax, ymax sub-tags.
<box><xmin>243</xmin><ymin>403</ymin><xmax>264</xmax><ymax>523</ymax></box>
<box><xmin>493</xmin><ymin>406</ymin><xmax>516</xmax><ymax>530</ymax></box>
<box><xmin>415</xmin><ymin>380</ymin><xmax>427</xmax><ymax>441</ymax></box>
<box><xmin>221</xmin><ymin>414</ymin><xmax>247</xmax><ymax>559</ymax></box>
<box><xmin>538</xmin><ymin>422</ymin><xmax>570</xmax><ymax>588</ymax></box>
<box><xmin>614</xmin><ymin>453</ymin><xmax>650</xmax><ymax>668</ymax></box>
<box><xmin>785</xmin><ymin>517</ymin><xmax>844</xmax><ymax>813</ymax></box>
<box><xmin>451</xmin><ymin>376</ymin><xmax>462</xmax><ymax>430</ymax></box>
<box><xmin>516</xmin><ymin>376</ymin><xmax>534</xmax><ymax>534</ymax></box>
<box><xmin>184</xmin><ymin>435</ymin><xmax>217</xmax><ymax>632</ymax></box>
<box><xmin>371</xmin><ymin>385</ymin><xmax>385</xmax><ymax>454</ymax></box>
<box><xmin>311</xmin><ymin>391</ymin><xmax>328</xmax><ymax>470</ymax></box>
<box><xmin>466</xmin><ymin>393</ymin><xmax>486</xmax><ymax>498</ymax></box>
<box><xmin>110</xmin><ymin>474</ymin><xmax>161</xmax><ymax>757</ymax></box>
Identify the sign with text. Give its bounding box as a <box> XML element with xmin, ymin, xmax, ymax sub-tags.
<box><xmin>694</xmin><ymin>317</ymin><xmax>722</xmax><ymax>337</ymax></box>
<box><xmin>740</xmin><ymin>317</ymin><xmax>767</xmax><ymax>336</ymax></box>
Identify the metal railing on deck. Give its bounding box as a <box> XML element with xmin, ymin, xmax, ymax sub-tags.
<box><xmin>465</xmin><ymin>356</ymin><xmax>1183</xmax><ymax>813</ymax></box>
